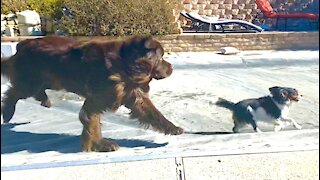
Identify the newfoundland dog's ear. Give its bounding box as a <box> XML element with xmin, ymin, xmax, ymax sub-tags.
<box><xmin>144</xmin><ymin>36</ymin><xmax>159</xmax><ymax>49</ymax></box>
<box><xmin>135</xmin><ymin>36</ymin><xmax>162</xmax><ymax>53</ymax></box>
<box><xmin>144</xmin><ymin>36</ymin><xmax>164</xmax><ymax>59</ymax></box>
<box><xmin>123</xmin><ymin>36</ymin><xmax>157</xmax><ymax>54</ymax></box>
<box><xmin>124</xmin><ymin>35</ymin><xmax>164</xmax><ymax>62</ymax></box>
<box><xmin>81</xmin><ymin>43</ymin><xmax>104</xmax><ymax>61</ymax></box>
<box><xmin>71</xmin><ymin>43</ymin><xmax>112</xmax><ymax>69</ymax></box>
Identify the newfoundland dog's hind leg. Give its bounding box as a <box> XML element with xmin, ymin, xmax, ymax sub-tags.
<box><xmin>33</xmin><ymin>89</ymin><xmax>51</xmax><ymax>108</ymax></box>
<box><xmin>78</xmin><ymin>99</ymin><xmax>120</xmax><ymax>152</ymax></box>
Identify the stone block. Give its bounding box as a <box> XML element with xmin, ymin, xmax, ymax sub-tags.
<box><xmin>211</xmin><ymin>4</ymin><xmax>220</xmax><ymax>9</ymax></box>
<box><xmin>182</xmin><ymin>0</ymin><xmax>192</xmax><ymax>4</ymax></box>
<box><xmin>224</xmin><ymin>0</ymin><xmax>234</xmax><ymax>4</ymax></box>
<box><xmin>197</xmin><ymin>0</ymin><xmax>208</xmax><ymax>4</ymax></box>
<box><xmin>193</xmin><ymin>4</ymin><xmax>206</xmax><ymax>11</ymax></box>
<box><xmin>171</xmin><ymin>47</ymin><xmax>184</xmax><ymax>52</ymax></box>
<box><xmin>183</xmin><ymin>4</ymin><xmax>193</xmax><ymax>11</ymax></box>
<box><xmin>204</xmin><ymin>38</ymin><xmax>221</xmax><ymax>43</ymax></box>
<box><xmin>236</xmin><ymin>4</ymin><xmax>246</xmax><ymax>9</ymax></box>
<box><xmin>191</xmin><ymin>5</ymin><xmax>200</xmax><ymax>11</ymax></box>
<box><xmin>224</xmin><ymin>14</ymin><xmax>233</xmax><ymax>19</ymax></box>
<box><xmin>211</xmin><ymin>9</ymin><xmax>220</xmax><ymax>16</ymax></box>
<box><xmin>245</xmin><ymin>4</ymin><xmax>257</xmax><ymax>9</ymax></box>
<box><xmin>245</xmin><ymin>14</ymin><xmax>253</xmax><ymax>20</ymax></box>
<box><xmin>209</xmin><ymin>0</ymin><xmax>220</xmax><ymax>3</ymax></box>
<box><xmin>224</xmin><ymin>10</ymin><xmax>233</xmax><ymax>15</ymax></box>
<box><xmin>232</xmin><ymin>9</ymin><xmax>240</xmax><ymax>15</ymax></box>
<box><xmin>238</xmin><ymin>9</ymin><xmax>252</xmax><ymax>15</ymax></box>
<box><xmin>204</xmin><ymin>4</ymin><xmax>213</xmax><ymax>9</ymax></box>
<box><xmin>237</xmin><ymin>14</ymin><xmax>247</xmax><ymax>19</ymax></box>
<box><xmin>237</xmin><ymin>0</ymin><xmax>246</xmax><ymax>4</ymax></box>
<box><xmin>198</xmin><ymin>9</ymin><xmax>206</xmax><ymax>15</ymax></box>
<box><xmin>217</xmin><ymin>9</ymin><xmax>226</xmax><ymax>16</ymax></box>
<box><xmin>210</xmin><ymin>0</ymin><xmax>225</xmax><ymax>4</ymax></box>
<box><xmin>232</xmin><ymin>4</ymin><xmax>239</xmax><ymax>9</ymax></box>
<box><xmin>251</xmin><ymin>9</ymin><xmax>258</xmax><ymax>15</ymax></box>
<box><xmin>220</xmin><ymin>4</ymin><xmax>233</xmax><ymax>10</ymax></box>
<box><xmin>203</xmin><ymin>10</ymin><xmax>213</xmax><ymax>15</ymax></box>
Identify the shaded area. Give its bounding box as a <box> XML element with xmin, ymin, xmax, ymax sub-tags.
<box><xmin>1</xmin><ymin>123</ymin><xmax>168</xmax><ymax>154</ymax></box>
<box><xmin>185</xmin><ymin>131</ymin><xmax>234</xmax><ymax>135</ymax></box>
<box><xmin>172</xmin><ymin>59</ymin><xmax>318</xmax><ymax>70</ymax></box>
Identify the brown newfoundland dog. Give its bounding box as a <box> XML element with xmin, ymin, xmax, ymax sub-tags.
<box><xmin>1</xmin><ymin>36</ymin><xmax>184</xmax><ymax>152</ymax></box>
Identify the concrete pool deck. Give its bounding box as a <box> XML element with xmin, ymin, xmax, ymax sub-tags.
<box><xmin>2</xmin><ymin>150</ymin><xmax>319</xmax><ymax>180</ymax></box>
<box><xmin>1</xmin><ymin>48</ymin><xmax>319</xmax><ymax>179</ymax></box>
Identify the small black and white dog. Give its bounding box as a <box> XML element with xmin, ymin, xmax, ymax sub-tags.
<box><xmin>216</xmin><ymin>86</ymin><xmax>302</xmax><ymax>133</ymax></box>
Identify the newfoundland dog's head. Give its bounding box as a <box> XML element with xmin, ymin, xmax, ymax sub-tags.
<box><xmin>72</xmin><ymin>36</ymin><xmax>172</xmax><ymax>84</ymax></box>
<box><xmin>119</xmin><ymin>36</ymin><xmax>173</xmax><ymax>83</ymax></box>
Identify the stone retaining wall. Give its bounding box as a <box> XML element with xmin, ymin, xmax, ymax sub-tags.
<box><xmin>180</xmin><ymin>0</ymin><xmax>258</xmax><ymax>22</ymax></box>
<box><xmin>180</xmin><ymin>0</ymin><xmax>319</xmax><ymax>24</ymax></box>
<box><xmin>1</xmin><ymin>32</ymin><xmax>318</xmax><ymax>52</ymax></box>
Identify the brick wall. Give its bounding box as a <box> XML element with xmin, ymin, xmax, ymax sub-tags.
<box><xmin>158</xmin><ymin>31</ymin><xmax>319</xmax><ymax>52</ymax></box>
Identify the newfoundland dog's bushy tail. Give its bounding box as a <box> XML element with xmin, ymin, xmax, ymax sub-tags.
<box><xmin>216</xmin><ymin>98</ymin><xmax>235</xmax><ymax>111</ymax></box>
<box><xmin>1</xmin><ymin>56</ymin><xmax>14</xmax><ymax>80</ymax></box>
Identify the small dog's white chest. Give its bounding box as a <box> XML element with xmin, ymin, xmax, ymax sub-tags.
<box><xmin>280</xmin><ymin>106</ymin><xmax>289</xmax><ymax>118</ymax></box>
<box><xmin>247</xmin><ymin>106</ymin><xmax>274</xmax><ymax>122</ymax></box>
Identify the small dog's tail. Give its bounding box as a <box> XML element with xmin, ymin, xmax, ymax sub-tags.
<box><xmin>216</xmin><ymin>98</ymin><xmax>235</xmax><ymax>111</ymax></box>
<box><xmin>1</xmin><ymin>56</ymin><xmax>14</xmax><ymax>80</ymax></box>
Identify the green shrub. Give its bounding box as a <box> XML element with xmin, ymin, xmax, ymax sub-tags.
<box><xmin>1</xmin><ymin>0</ymin><xmax>63</xmax><ymax>18</ymax></box>
<box><xmin>1</xmin><ymin>0</ymin><xmax>29</xmax><ymax>14</ymax></box>
<box><xmin>28</xmin><ymin>0</ymin><xmax>63</xmax><ymax>19</ymax></box>
<box><xmin>61</xmin><ymin>0</ymin><xmax>181</xmax><ymax>36</ymax></box>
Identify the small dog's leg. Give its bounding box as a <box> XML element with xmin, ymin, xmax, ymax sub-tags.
<box><xmin>283</xmin><ymin>117</ymin><xmax>302</xmax><ymax>130</ymax></box>
<box><xmin>251</xmin><ymin>120</ymin><xmax>263</xmax><ymax>133</ymax></box>
<box><xmin>255</xmin><ymin>127</ymin><xmax>263</xmax><ymax>133</ymax></box>
<box><xmin>79</xmin><ymin>100</ymin><xmax>119</xmax><ymax>152</ymax></box>
<box><xmin>273</xmin><ymin>119</ymin><xmax>285</xmax><ymax>132</ymax></box>
<box><xmin>274</xmin><ymin>125</ymin><xmax>282</xmax><ymax>132</ymax></box>
<box><xmin>232</xmin><ymin>116</ymin><xmax>245</xmax><ymax>133</ymax></box>
<box><xmin>232</xmin><ymin>126</ymin><xmax>240</xmax><ymax>133</ymax></box>
<box><xmin>232</xmin><ymin>121</ymin><xmax>243</xmax><ymax>133</ymax></box>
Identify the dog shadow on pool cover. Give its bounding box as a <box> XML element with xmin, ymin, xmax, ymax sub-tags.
<box><xmin>1</xmin><ymin>123</ymin><xmax>168</xmax><ymax>154</ymax></box>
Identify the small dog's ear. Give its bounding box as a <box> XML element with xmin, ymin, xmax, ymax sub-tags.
<box><xmin>270</xmin><ymin>86</ymin><xmax>288</xmax><ymax>99</ymax></box>
<box><xmin>269</xmin><ymin>86</ymin><xmax>277</xmax><ymax>94</ymax></box>
<box><xmin>279</xmin><ymin>89</ymin><xmax>288</xmax><ymax>98</ymax></box>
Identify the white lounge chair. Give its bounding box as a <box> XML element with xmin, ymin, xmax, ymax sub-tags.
<box><xmin>180</xmin><ymin>11</ymin><xmax>264</xmax><ymax>33</ymax></box>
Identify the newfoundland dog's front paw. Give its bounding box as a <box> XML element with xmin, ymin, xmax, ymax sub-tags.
<box><xmin>92</xmin><ymin>138</ymin><xmax>120</xmax><ymax>152</ymax></box>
